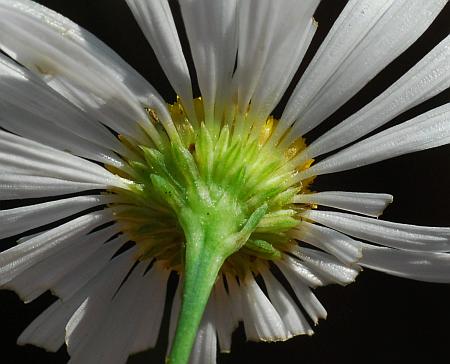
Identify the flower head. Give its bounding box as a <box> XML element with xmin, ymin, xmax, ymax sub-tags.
<box><xmin>0</xmin><ymin>0</ymin><xmax>449</xmax><ymax>363</ymax></box>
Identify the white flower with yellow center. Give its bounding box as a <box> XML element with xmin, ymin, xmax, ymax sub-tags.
<box><xmin>0</xmin><ymin>0</ymin><xmax>449</xmax><ymax>363</ymax></box>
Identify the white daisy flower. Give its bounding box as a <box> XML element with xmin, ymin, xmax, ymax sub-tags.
<box><xmin>0</xmin><ymin>0</ymin><xmax>449</xmax><ymax>363</ymax></box>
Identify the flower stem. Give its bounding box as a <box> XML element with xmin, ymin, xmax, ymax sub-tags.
<box><xmin>166</xmin><ymin>233</ymin><xmax>225</xmax><ymax>364</ymax></box>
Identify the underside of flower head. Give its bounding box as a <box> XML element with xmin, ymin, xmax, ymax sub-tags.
<box><xmin>112</xmin><ymin>99</ymin><xmax>315</xmax><ymax>274</ymax></box>
<box><xmin>109</xmin><ymin>97</ymin><xmax>319</xmax><ymax>363</ymax></box>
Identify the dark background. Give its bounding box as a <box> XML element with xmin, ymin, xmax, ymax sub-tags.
<box><xmin>1</xmin><ymin>1</ymin><xmax>449</xmax><ymax>363</ymax></box>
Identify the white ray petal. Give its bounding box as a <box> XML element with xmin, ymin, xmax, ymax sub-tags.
<box><xmin>179</xmin><ymin>0</ymin><xmax>238</xmax><ymax>127</ymax></box>
<box><xmin>0</xmin><ymin>156</ymin><xmax>110</xmax><ymax>187</ymax></box>
<box><xmin>292</xmin><ymin>221</ymin><xmax>362</xmax><ymax>264</ymax></box>
<box><xmin>303</xmin><ymin>209</ymin><xmax>450</xmax><ymax>253</ymax></box>
<box><xmin>241</xmin><ymin>274</ymin><xmax>289</xmax><ymax>342</ymax></box>
<box><xmin>279</xmin><ymin>0</ymin><xmax>447</xmax><ymax>144</ymax></box>
<box><xmin>299</xmin><ymin>103</ymin><xmax>450</xmax><ymax>180</ymax></box>
<box><xmin>0</xmin><ymin>0</ymin><xmax>168</xmax><ymax>144</ymax></box>
<box><xmin>190</xmin><ymin>299</ymin><xmax>217</xmax><ymax>364</ymax></box>
<box><xmin>233</xmin><ymin>0</ymin><xmax>319</xmax><ymax>138</ymax></box>
<box><xmin>0</xmin><ymin>53</ymin><xmax>129</xmax><ymax>158</ymax></box>
<box><xmin>68</xmin><ymin>263</ymin><xmax>147</xmax><ymax>364</ymax></box>
<box><xmin>17</xmin><ymin>247</ymin><xmax>136</xmax><ymax>352</ymax></box>
<box><xmin>0</xmin><ymin>210</ymin><xmax>113</xmax><ymax>285</ymax></box>
<box><xmin>45</xmin><ymin>76</ymin><xmax>154</xmax><ymax>143</ymax></box>
<box><xmin>233</xmin><ymin>0</ymin><xmax>280</xmax><ymax>116</ymax></box>
<box><xmin>0</xmin><ymin>195</ymin><xmax>114</xmax><ymax>239</ymax></box>
<box><xmin>17</xmin><ymin>296</ymin><xmax>68</xmax><ymax>351</ymax></box>
<box><xmin>294</xmin><ymin>191</ymin><xmax>393</xmax><ymax>217</ymax></box>
<box><xmin>276</xmin><ymin>255</ymin><xmax>326</xmax><ymax>288</ymax></box>
<box><xmin>52</xmin><ymin>235</ymin><xmax>127</xmax><ymax>300</ymax></box>
<box><xmin>0</xmin><ymin>174</ymin><xmax>106</xmax><ymax>200</ymax></box>
<box><xmin>213</xmin><ymin>275</ymin><xmax>236</xmax><ymax>353</ymax></box>
<box><xmin>126</xmin><ymin>0</ymin><xmax>197</xmax><ymax>126</ymax></box>
<box><xmin>0</xmin><ymin>131</ymin><xmax>127</xmax><ymax>187</ymax></box>
<box><xmin>16</xmin><ymin>230</ymin><xmax>51</xmax><ymax>244</ymax></box>
<box><xmin>0</xmin><ymin>102</ymin><xmax>126</xmax><ymax>169</ymax></box>
<box><xmin>291</xmin><ymin>247</ymin><xmax>361</xmax><ymax>286</ymax></box>
<box><xmin>224</xmin><ymin>273</ymin><xmax>244</xmax><ymax>323</ymax></box>
<box><xmin>360</xmin><ymin>243</ymin><xmax>450</xmax><ymax>283</ymax></box>
<box><xmin>280</xmin><ymin>265</ymin><xmax>327</xmax><ymax>324</ymax></box>
<box><xmin>3</xmin><ymin>225</ymin><xmax>119</xmax><ymax>303</ymax></box>
<box><xmin>294</xmin><ymin>34</ymin><xmax>450</xmax><ymax>164</ymax></box>
<box><xmin>65</xmin><ymin>248</ymin><xmax>138</xmax><ymax>356</ymax></box>
<box><xmin>260</xmin><ymin>268</ymin><xmax>313</xmax><ymax>336</ymax></box>
<box><xmin>129</xmin><ymin>262</ymin><xmax>171</xmax><ymax>354</ymax></box>
<box><xmin>248</xmin><ymin>3</ymin><xmax>319</xmax><ymax>134</ymax></box>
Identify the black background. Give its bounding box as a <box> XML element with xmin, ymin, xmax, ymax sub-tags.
<box><xmin>1</xmin><ymin>1</ymin><xmax>449</xmax><ymax>363</ymax></box>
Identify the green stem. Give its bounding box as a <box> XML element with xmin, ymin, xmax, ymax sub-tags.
<box><xmin>166</xmin><ymin>203</ymin><xmax>268</xmax><ymax>364</ymax></box>
<box><xmin>166</xmin><ymin>236</ymin><xmax>225</xmax><ymax>364</ymax></box>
